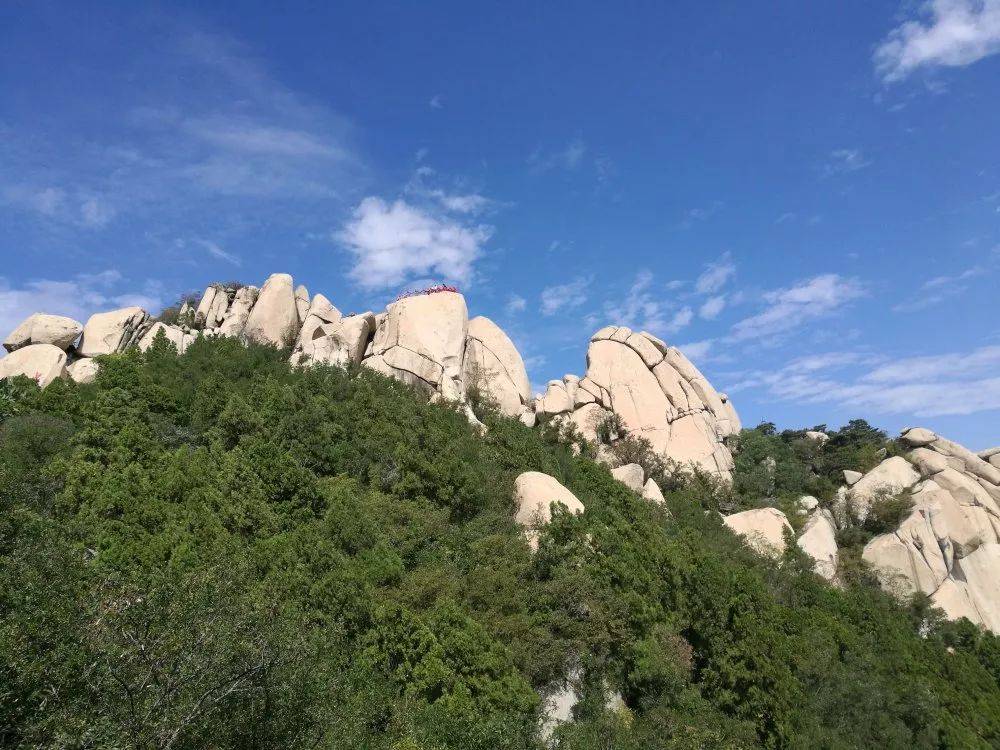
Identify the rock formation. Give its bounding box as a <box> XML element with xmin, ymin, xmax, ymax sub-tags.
<box><xmin>513</xmin><ymin>471</ymin><xmax>585</xmax><ymax>551</ymax></box>
<box><xmin>856</xmin><ymin>428</ymin><xmax>1000</xmax><ymax>632</ymax></box>
<box><xmin>723</xmin><ymin>507</ymin><xmax>792</xmax><ymax>557</ymax></box>
<box><xmin>536</xmin><ymin>326</ymin><xmax>739</xmax><ymax>479</ymax></box>
<box><xmin>3</xmin><ymin>313</ymin><xmax>82</xmax><ymax>353</ymax></box>
<box><xmin>0</xmin><ymin>344</ymin><xmax>69</xmax><ymax>387</ymax></box>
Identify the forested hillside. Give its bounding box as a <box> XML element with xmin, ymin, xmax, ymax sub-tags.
<box><xmin>3</xmin><ymin>334</ymin><xmax>1000</xmax><ymax>749</ymax></box>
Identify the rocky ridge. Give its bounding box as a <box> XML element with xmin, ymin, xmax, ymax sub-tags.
<box><xmin>0</xmin><ymin>272</ymin><xmax>739</xmax><ymax>482</ymax></box>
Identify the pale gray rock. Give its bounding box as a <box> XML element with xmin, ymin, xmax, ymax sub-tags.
<box><xmin>309</xmin><ymin>313</ymin><xmax>375</xmax><ymax>368</ymax></box>
<box><xmin>848</xmin><ymin>456</ymin><xmax>920</xmax><ymax>520</ymax></box>
<box><xmin>78</xmin><ymin>307</ymin><xmax>149</xmax><ymax>357</ymax></box>
<box><xmin>611</xmin><ymin>463</ymin><xmax>645</xmax><ymax>492</ymax></box>
<box><xmin>513</xmin><ymin>471</ymin><xmax>585</xmax><ymax>551</ymax></box>
<box><xmin>4</xmin><ymin>313</ymin><xmax>83</xmax><ymax>352</ymax></box>
<box><xmin>67</xmin><ymin>357</ymin><xmax>100</xmax><ymax>384</ymax></box>
<box><xmin>797</xmin><ymin>509</ymin><xmax>838</xmax><ymax>581</ymax></box>
<box><xmin>218</xmin><ymin>286</ymin><xmax>259</xmax><ymax>337</ymax></box>
<box><xmin>900</xmin><ymin>427</ymin><xmax>937</xmax><ymax>447</ymax></box>
<box><xmin>537</xmin><ymin>380</ymin><xmax>573</xmax><ymax>419</ymax></box>
<box><xmin>462</xmin><ymin>315</ymin><xmax>531</xmax><ymax>417</ymax></box>
<box><xmin>243</xmin><ymin>273</ymin><xmax>299</xmax><ymax>347</ymax></box>
<box><xmin>843</xmin><ymin>470</ymin><xmax>863</xmax><ymax>486</ymax></box>
<box><xmin>804</xmin><ymin>430</ymin><xmax>829</xmax><ymax>444</ymax></box>
<box><xmin>642</xmin><ymin>477</ymin><xmax>666</xmax><ymax>504</ymax></box>
<box><xmin>137</xmin><ymin>322</ymin><xmax>193</xmax><ymax>353</ymax></box>
<box><xmin>723</xmin><ymin>507</ymin><xmax>792</xmax><ymax>558</ymax></box>
<box><xmin>294</xmin><ymin>284</ymin><xmax>310</xmax><ymax>323</ymax></box>
<box><xmin>0</xmin><ymin>344</ymin><xmax>68</xmax><ymax>387</ymax></box>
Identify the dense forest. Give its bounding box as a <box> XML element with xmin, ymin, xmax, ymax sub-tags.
<box><xmin>3</xmin><ymin>332</ymin><xmax>1000</xmax><ymax>749</ymax></box>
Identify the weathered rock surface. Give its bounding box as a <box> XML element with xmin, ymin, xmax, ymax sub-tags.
<box><xmin>243</xmin><ymin>273</ymin><xmax>299</xmax><ymax>347</ymax></box>
<box><xmin>513</xmin><ymin>471</ymin><xmax>585</xmax><ymax>551</ymax></box>
<box><xmin>137</xmin><ymin>322</ymin><xmax>195</xmax><ymax>354</ymax></box>
<box><xmin>0</xmin><ymin>344</ymin><xmax>68</xmax><ymax>387</ymax></box>
<box><xmin>797</xmin><ymin>509</ymin><xmax>839</xmax><ymax>581</ymax></box>
<box><xmin>532</xmin><ymin>326</ymin><xmax>739</xmax><ymax>479</ymax></box>
<box><xmin>848</xmin><ymin>456</ymin><xmax>920</xmax><ymax>520</ymax></box>
<box><xmin>611</xmin><ymin>463</ymin><xmax>645</xmax><ymax>493</ymax></box>
<box><xmin>4</xmin><ymin>313</ymin><xmax>82</xmax><ymax>352</ymax></box>
<box><xmin>858</xmin><ymin>429</ymin><xmax>1000</xmax><ymax>633</ymax></box>
<box><xmin>302</xmin><ymin>313</ymin><xmax>376</xmax><ymax>368</ymax></box>
<box><xmin>723</xmin><ymin>507</ymin><xmax>792</xmax><ymax>558</ymax></box>
<box><xmin>67</xmin><ymin>357</ymin><xmax>100</xmax><ymax>384</ymax></box>
<box><xmin>78</xmin><ymin>307</ymin><xmax>149</xmax><ymax>357</ymax></box>
<box><xmin>461</xmin><ymin>316</ymin><xmax>531</xmax><ymax>417</ymax></box>
<box><xmin>365</xmin><ymin>291</ymin><xmax>468</xmax><ymax>399</ymax></box>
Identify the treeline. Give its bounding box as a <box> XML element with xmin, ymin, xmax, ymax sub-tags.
<box><xmin>1</xmin><ymin>332</ymin><xmax>999</xmax><ymax>748</ymax></box>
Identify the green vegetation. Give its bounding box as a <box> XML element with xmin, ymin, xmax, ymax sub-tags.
<box><xmin>2</xmin><ymin>333</ymin><xmax>1000</xmax><ymax>748</ymax></box>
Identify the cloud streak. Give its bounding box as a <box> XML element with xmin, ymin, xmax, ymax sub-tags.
<box><xmin>875</xmin><ymin>0</ymin><xmax>1000</xmax><ymax>82</ymax></box>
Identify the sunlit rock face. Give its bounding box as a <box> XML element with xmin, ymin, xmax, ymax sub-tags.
<box><xmin>858</xmin><ymin>428</ymin><xmax>1000</xmax><ymax>633</ymax></box>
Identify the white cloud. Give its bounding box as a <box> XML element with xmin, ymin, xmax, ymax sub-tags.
<box><xmin>603</xmin><ymin>270</ymin><xmax>693</xmax><ymax>336</ymax></box>
<box><xmin>728</xmin><ymin>274</ymin><xmax>866</xmax><ymax>342</ymax></box>
<box><xmin>680</xmin><ymin>201</ymin><xmax>724</xmax><ymax>227</ymax></box>
<box><xmin>337</xmin><ymin>197</ymin><xmax>493</xmax><ymax>291</ymax></box>
<box><xmin>0</xmin><ymin>20</ymin><xmax>363</xmax><ymax>238</ymax></box>
<box><xmin>541</xmin><ymin>277</ymin><xmax>591</xmax><ymax>316</ymax></box>
<box><xmin>679</xmin><ymin>339</ymin><xmax>714</xmax><ymax>361</ymax></box>
<box><xmin>824</xmin><ymin>149</ymin><xmax>872</xmax><ymax>176</ymax></box>
<box><xmin>505</xmin><ymin>294</ymin><xmax>527</xmax><ymax>314</ymax></box>
<box><xmin>695</xmin><ymin>253</ymin><xmax>736</xmax><ymax>294</ymax></box>
<box><xmin>893</xmin><ymin>265</ymin><xmax>988</xmax><ymax>311</ymax></box>
<box><xmin>0</xmin><ymin>271</ymin><xmax>165</xmax><ymax>343</ymax></box>
<box><xmin>429</xmin><ymin>94</ymin><xmax>444</xmax><ymax>109</ymax></box>
<box><xmin>528</xmin><ymin>139</ymin><xmax>587</xmax><ymax>173</ymax></box>
<box><xmin>875</xmin><ymin>0</ymin><xmax>1000</xmax><ymax>82</ymax></box>
<box><xmin>699</xmin><ymin>294</ymin><xmax>726</xmax><ymax>320</ymax></box>
<box><xmin>196</xmin><ymin>239</ymin><xmax>242</xmax><ymax>267</ymax></box>
<box><xmin>727</xmin><ymin>346</ymin><xmax>1000</xmax><ymax>418</ymax></box>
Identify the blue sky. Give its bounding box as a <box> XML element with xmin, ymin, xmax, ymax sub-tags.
<box><xmin>2</xmin><ymin>1</ymin><xmax>999</xmax><ymax>447</ymax></box>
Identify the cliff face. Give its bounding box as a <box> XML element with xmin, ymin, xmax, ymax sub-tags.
<box><xmin>0</xmin><ymin>273</ymin><xmax>741</xmax><ymax>481</ymax></box>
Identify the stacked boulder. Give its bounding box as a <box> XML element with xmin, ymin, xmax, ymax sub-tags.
<box><xmin>856</xmin><ymin>428</ymin><xmax>1000</xmax><ymax>632</ymax></box>
<box><xmin>721</xmin><ymin>499</ymin><xmax>838</xmax><ymax>581</ymax></box>
<box><xmin>534</xmin><ymin>326</ymin><xmax>740</xmax><ymax>479</ymax></box>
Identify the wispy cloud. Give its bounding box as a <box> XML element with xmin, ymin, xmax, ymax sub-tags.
<box><xmin>429</xmin><ymin>94</ymin><xmax>444</xmax><ymax>109</ymax></box>
<box><xmin>893</xmin><ymin>264</ymin><xmax>989</xmax><ymax>311</ymax></box>
<box><xmin>602</xmin><ymin>270</ymin><xmax>693</xmax><ymax>337</ymax></box>
<box><xmin>875</xmin><ymin>0</ymin><xmax>1000</xmax><ymax>83</ymax></box>
<box><xmin>727</xmin><ymin>345</ymin><xmax>1000</xmax><ymax>418</ymax></box>
<box><xmin>0</xmin><ymin>271</ymin><xmax>165</xmax><ymax>340</ymax></box>
<box><xmin>196</xmin><ymin>239</ymin><xmax>242</xmax><ymax>267</ymax></box>
<box><xmin>824</xmin><ymin>149</ymin><xmax>872</xmax><ymax>176</ymax></box>
<box><xmin>728</xmin><ymin>274</ymin><xmax>866</xmax><ymax>342</ymax></box>
<box><xmin>528</xmin><ymin>139</ymin><xmax>587</xmax><ymax>173</ymax></box>
<box><xmin>695</xmin><ymin>252</ymin><xmax>736</xmax><ymax>294</ymax></box>
<box><xmin>0</xmin><ymin>18</ymin><xmax>364</xmax><ymax>244</ymax></box>
<box><xmin>699</xmin><ymin>295</ymin><xmax>727</xmax><ymax>320</ymax></box>
<box><xmin>505</xmin><ymin>294</ymin><xmax>527</xmax><ymax>314</ymax></box>
<box><xmin>540</xmin><ymin>277</ymin><xmax>592</xmax><ymax>316</ymax></box>
<box><xmin>679</xmin><ymin>201</ymin><xmax>724</xmax><ymax>228</ymax></box>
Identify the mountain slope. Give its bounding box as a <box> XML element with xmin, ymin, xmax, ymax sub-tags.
<box><xmin>2</xmin><ymin>335</ymin><xmax>1000</xmax><ymax>748</ymax></box>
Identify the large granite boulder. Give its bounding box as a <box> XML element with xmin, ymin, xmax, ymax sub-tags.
<box><xmin>847</xmin><ymin>456</ymin><xmax>920</xmax><ymax>520</ymax></box>
<box><xmin>513</xmin><ymin>471</ymin><xmax>585</xmax><ymax>551</ymax></box>
<box><xmin>723</xmin><ymin>507</ymin><xmax>792</xmax><ymax>558</ymax></box>
<box><xmin>137</xmin><ymin>322</ymin><xmax>195</xmax><ymax>354</ymax></box>
<box><xmin>67</xmin><ymin>357</ymin><xmax>100</xmax><ymax>384</ymax></box>
<box><xmin>797</xmin><ymin>509</ymin><xmax>839</xmax><ymax>581</ymax></box>
<box><xmin>859</xmin><ymin>429</ymin><xmax>1000</xmax><ymax>633</ymax></box>
<box><xmin>0</xmin><ymin>344</ymin><xmax>68</xmax><ymax>387</ymax></box>
<box><xmin>305</xmin><ymin>313</ymin><xmax>376</xmax><ymax>368</ymax></box>
<box><xmin>243</xmin><ymin>273</ymin><xmax>299</xmax><ymax>347</ymax></box>
<box><xmin>218</xmin><ymin>285</ymin><xmax>260</xmax><ymax>337</ymax></box>
<box><xmin>4</xmin><ymin>313</ymin><xmax>83</xmax><ymax>352</ymax></box>
<box><xmin>532</xmin><ymin>326</ymin><xmax>738</xmax><ymax>479</ymax></box>
<box><xmin>292</xmin><ymin>293</ymin><xmax>342</xmax><ymax>361</ymax></box>
<box><xmin>364</xmin><ymin>291</ymin><xmax>468</xmax><ymax>398</ymax></box>
<box><xmin>77</xmin><ymin>307</ymin><xmax>149</xmax><ymax>357</ymax></box>
<box><xmin>461</xmin><ymin>316</ymin><xmax>532</xmax><ymax>417</ymax></box>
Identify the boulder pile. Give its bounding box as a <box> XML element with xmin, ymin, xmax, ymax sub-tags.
<box><xmin>0</xmin><ymin>274</ymin><xmax>740</xmax><ymax>478</ymax></box>
<box><xmin>856</xmin><ymin>428</ymin><xmax>1000</xmax><ymax>632</ymax></box>
<box><xmin>536</xmin><ymin>326</ymin><xmax>740</xmax><ymax>478</ymax></box>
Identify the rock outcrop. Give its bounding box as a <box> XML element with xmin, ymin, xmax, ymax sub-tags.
<box><xmin>535</xmin><ymin>326</ymin><xmax>739</xmax><ymax>479</ymax></box>
<box><xmin>858</xmin><ymin>428</ymin><xmax>1000</xmax><ymax>632</ymax></box>
<box><xmin>723</xmin><ymin>507</ymin><xmax>792</xmax><ymax>558</ymax></box>
<box><xmin>78</xmin><ymin>307</ymin><xmax>150</xmax><ymax>357</ymax></box>
<box><xmin>462</xmin><ymin>316</ymin><xmax>532</xmax><ymax>417</ymax></box>
<box><xmin>797</xmin><ymin>507</ymin><xmax>839</xmax><ymax>581</ymax></box>
<box><xmin>0</xmin><ymin>344</ymin><xmax>68</xmax><ymax>387</ymax></box>
<box><xmin>243</xmin><ymin>274</ymin><xmax>299</xmax><ymax>347</ymax></box>
<box><xmin>513</xmin><ymin>471</ymin><xmax>585</xmax><ymax>551</ymax></box>
<box><xmin>3</xmin><ymin>313</ymin><xmax>82</xmax><ymax>353</ymax></box>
